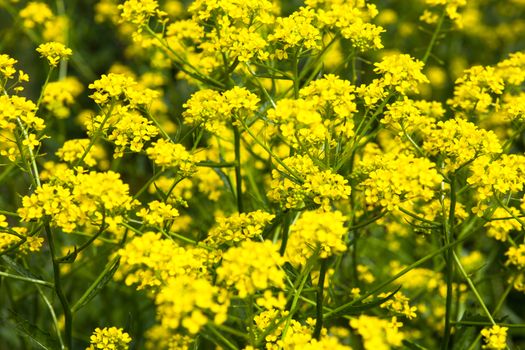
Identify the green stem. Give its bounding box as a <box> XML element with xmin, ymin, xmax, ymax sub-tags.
<box><xmin>313</xmin><ymin>258</ymin><xmax>328</xmax><ymax>339</ymax></box>
<box><xmin>35</xmin><ymin>67</ymin><xmax>54</xmax><ymax>111</ymax></box>
<box><xmin>35</xmin><ymin>284</ymin><xmax>65</xmax><ymax>349</ymax></box>
<box><xmin>44</xmin><ymin>223</ymin><xmax>73</xmax><ymax>349</ymax></box>
<box><xmin>206</xmin><ymin>323</ymin><xmax>239</xmax><ymax>350</ymax></box>
<box><xmin>75</xmin><ymin>102</ymin><xmax>115</xmax><ymax>167</ymax></box>
<box><xmin>453</xmin><ymin>251</ymin><xmax>495</xmax><ymax>324</ymax></box>
<box><xmin>15</xmin><ymin>117</ymin><xmax>41</xmax><ymax>187</ymax></box>
<box><xmin>133</xmin><ymin>170</ymin><xmax>165</xmax><ymax>200</ymax></box>
<box><xmin>56</xmin><ymin>218</ymin><xmax>107</xmax><ymax>263</ymax></box>
<box><xmin>292</xmin><ymin>49</ymin><xmax>300</xmax><ymax>98</ymax></box>
<box><xmin>465</xmin><ymin>276</ymin><xmax>516</xmax><ymax>350</ymax></box>
<box><xmin>279</xmin><ymin>211</ymin><xmax>290</xmax><ymax>256</ymax></box>
<box><xmin>0</xmin><ymin>271</ymin><xmax>54</xmax><ymax>287</ymax></box>
<box><xmin>442</xmin><ymin>176</ymin><xmax>457</xmax><ymax>350</ymax></box>
<box><xmin>422</xmin><ymin>10</ymin><xmax>446</xmax><ymax>64</ymax></box>
<box><xmin>233</xmin><ymin>125</ymin><xmax>244</xmax><ymax>213</ymax></box>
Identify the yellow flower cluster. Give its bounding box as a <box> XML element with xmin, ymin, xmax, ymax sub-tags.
<box><xmin>0</xmin><ymin>94</ymin><xmax>44</xmax><ymax>161</ymax></box>
<box><xmin>155</xmin><ymin>275</ymin><xmax>229</xmax><ymax>334</ymax></box>
<box><xmin>18</xmin><ymin>170</ymin><xmax>137</xmax><ymax>233</ymax></box>
<box><xmin>205</xmin><ymin>210</ymin><xmax>274</xmax><ymax>245</ymax></box>
<box><xmin>268</xmin><ymin>75</ymin><xmax>357</xmax><ymax>153</ymax></box>
<box><xmin>118</xmin><ymin>0</ymin><xmax>165</xmax><ymax>27</ymax></box>
<box><xmin>189</xmin><ymin>0</ymin><xmax>276</xmax><ymax>24</ymax></box>
<box><xmin>300</xmin><ymin>74</ymin><xmax>357</xmax><ymax>123</ymax></box>
<box><xmin>447</xmin><ymin>66</ymin><xmax>504</xmax><ymax>114</ymax></box>
<box><xmin>373</xmin><ymin>54</ymin><xmax>429</xmax><ymax>94</ymax></box>
<box><xmin>137</xmin><ymin>200</ymin><xmax>180</xmax><ymax>228</ymax></box>
<box><xmin>42</xmin><ymin>77</ymin><xmax>83</xmax><ymax>119</ymax></box>
<box><xmin>268</xmin><ymin>155</ymin><xmax>351</xmax><ymax>210</ymax></box>
<box><xmin>254</xmin><ymin>309</ymin><xmax>343</xmax><ymax>350</ymax></box>
<box><xmin>86</xmin><ymin>327</ymin><xmax>131</xmax><ymax>350</ymax></box>
<box><xmin>199</xmin><ymin>17</ymin><xmax>269</xmax><ymax>63</ymax></box>
<box><xmin>182</xmin><ymin>87</ymin><xmax>259</xmax><ymax>133</ymax></box>
<box><xmin>19</xmin><ymin>1</ymin><xmax>54</xmax><ymax>29</ymax></box>
<box><xmin>309</xmin><ymin>0</ymin><xmax>384</xmax><ymax>51</ymax></box>
<box><xmin>269</xmin><ymin>7</ymin><xmax>321</xmax><ymax>57</ymax></box>
<box><xmin>36</xmin><ymin>42</ymin><xmax>72</xmax><ymax>67</ymax></box>
<box><xmin>0</xmin><ymin>220</ymin><xmax>43</xmax><ymax>254</ymax></box>
<box><xmin>422</xmin><ymin>118</ymin><xmax>502</xmax><ymax>172</ymax></box>
<box><xmin>480</xmin><ymin>325</ymin><xmax>508</xmax><ymax>350</ymax></box>
<box><xmin>483</xmin><ymin>207</ymin><xmax>521</xmax><ymax>242</ymax></box>
<box><xmin>497</xmin><ymin>52</ymin><xmax>525</xmax><ymax>86</ymax></box>
<box><xmin>422</xmin><ymin>0</ymin><xmax>467</xmax><ymax>28</ymax></box>
<box><xmin>349</xmin><ymin>315</ymin><xmax>404</xmax><ymax>350</ymax></box>
<box><xmin>379</xmin><ymin>291</ymin><xmax>418</xmax><ymax>319</ymax></box>
<box><xmin>382</xmin><ymin>98</ymin><xmax>443</xmax><ymax>134</ymax></box>
<box><xmin>361</xmin><ymin>152</ymin><xmax>442</xmax><ymax>210</ymax></box>
<box><xmin>505</xmin><ymin>244</ymin><xmax>525</xmax><ymax>269</ymax></box>
<box><xmin>0</xmin><ymin>54</ymin><xmax>29</xmax><ymax>91</ymax></box>
<box><xmin>19</xmin><ymin>1</ymin><xmax>68</xmax><ymax>42</ymax></box>
<box><xmin>267</xmin><ymin>98</ymin><xmax>325</xmax><ymax>150</ymax></box>
<box><xmin>286</xmin><ymin>210</ymin><xmax>347</xmax><ymax>265</ymax></box>
<box><xmin>468</xmin><ymin>155</ymin><xmax>525</xmax><ymax>201</ymax></box>
<box><xmin>216</xmin><ymin>240</ymin><xmax>285</xmax><ymax>298</ymax></box>
<box><xmin>145</xmin><ymin>139</ymin><xmax>196</xmax><ymax>175</ymax></box>
<box><xmin>56</xmin><ymin>139</ymin><xmax>106</xmax><ymax>168</ymax></box>
<box><xmin>117</xmin><ymin>232</ymin><xmax>211</xmax><ymax>289</ymax></box>
<box><xmin>171</xmin><ymin>0</ymin><xmax>276</xmax><ymax>66</ymax></box>
<box><xmin>88</xmin><ymin>73</ymin><xmax>159</xmax><ymax>107</ymax></box>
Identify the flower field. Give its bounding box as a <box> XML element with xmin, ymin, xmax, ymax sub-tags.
<box><xmin>1</xmin><ymin>0</ymin><xmax>525</xmax><ymax>349</ymax></box>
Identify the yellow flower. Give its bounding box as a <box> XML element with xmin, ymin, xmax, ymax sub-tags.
<box><xmin>216</xmin><ymin>240</ymin><xmax>285</xmax><ymax>298</ymax></box>
<box><xmin>374</xmin><ymin>54</ymin><xmax>429</xmax><ymax>94</ymax></box>
<box><xmin>86</xmin><ymin>327</ymin><xmax>131</xmax><ymax>350</ymax></box>
<box><xmin>286</xmin><ymin>210</ymin><xmax>347</xmax><ymax>265</ymax></box>
<box><xmin>36</xmin><ymin>42</ymin><xmax>73</xmax><ymax>67</ymax></box>
<box><xmin>205</xmin><ymin>210</ymin><xmax>274</xmax><ymax>245</ymax></box>
<box><xmin>145</xmin><ymin>139</ymin><xmax>195</xmax><ymax>175</ymax></box>
<box><xmin>481</xmin><ymin>325</ymin><xmax>508</xmax><ymax>350</ymax></box>
<box><xmin>350</xmin><ymin>315</ymin><xmax>404</xmax><ymax>350</ymax></box>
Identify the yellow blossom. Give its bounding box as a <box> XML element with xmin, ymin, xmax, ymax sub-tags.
<box><xmin>36</xmin><ymin>42</ymin><xmax>73</xmax><ymax>67</ymax></box>
<box><xmin>86</xmin><ymin>327</ymin><xmax>131</xmax><ymax>350</ymax></box>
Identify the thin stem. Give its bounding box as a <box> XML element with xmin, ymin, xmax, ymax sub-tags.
<box><xmin>422</xmin><ymin>10</ymin><xmax>446</xmax><ymax>64</ymax></box>
<box><xmin>56</xmin><ymin>218</ymin><xmax>107</xmax><ymax>263</ymax></box>
<box><xmin>15</xmin><ymin>118</ymin><xmax>41</xmax><ymax>187</ymax></box>
<box><xmin>0</xmin><ymin>271</ymin><xmax>54</xmax><ymax>287</ymax></box>
<box><xmin>133</xmin><ymin>169</ymin><xmax>165</xmax><ymax>200</ymax></box>
<box><xmin>75</xmin><ymin>102</ymin><xmax>115</xmax><ymax>167</ymax></box>
<box><xmin>453</xmin><ymin>251</ymin><xmax>495</xmax><ymax>324</ymax></box>
<box><xmin>35</xmin><ymin>284</ymin><xmax>65</xmax><ymax>349</ymax></box>
<box><xmin>44</xmin><ymin>223</ymin><xmax>73</xmax><ymax>349</ymax></box>
<box><xmin>35</xmin><ymin>68</ymin><xmax>54</xmax><ymax>111</ymax></box>
<box><xmin>292</xmin><ymin>49</ymin><xmax>300</xmax><ymax>98</ymax></box>
<box><xmin>206</xmin><ymin>324</ymin><xmax>239</xmax><ymax>350</ymax></box>
<box><xmin>313</xmin><ymin>258</ymin><xmax>328</xmax><ymax>339</ymax></box>
<box><xmin>233</xmin><ymin>125</ymin><xmax>244</xmax><ymax>213</ymax></box>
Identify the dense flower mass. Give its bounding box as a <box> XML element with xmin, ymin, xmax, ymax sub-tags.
<box><xmin>2</xmin><ymin>0</ymin><xmax>525</xmax><ymax>349</ymax></box>
<box><xmin>86</xmin><ymin>327</ymin><xmax>132</xmax><ymax>350</ymax></box>
<box><xmin>216</xmin><ymin>240</ymin><xmax>285</xmax><ymax>298</ymax></box>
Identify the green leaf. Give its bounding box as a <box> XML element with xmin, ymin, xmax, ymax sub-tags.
<box><xmin>71</xmin><ymin>256</ymin><xmax>120</xmax><ymax>313</ymax></box>
<box><xmin>1</xmin><ymin>256</ymin><xmax>42</xmax><ymax>280</ymax></box>
<box><xmin>9</xmin><ymin>311</ymin><xmax>58</xmax><ymax>350</ymax></box>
